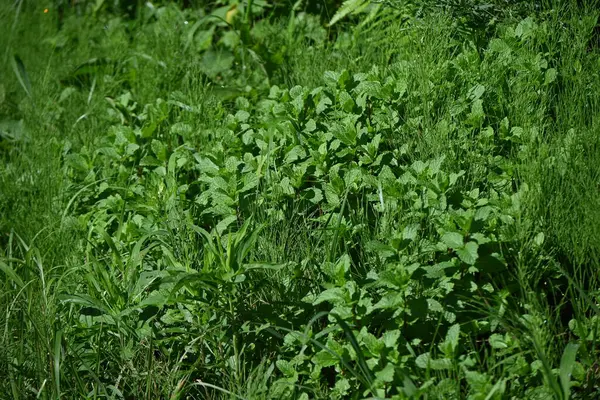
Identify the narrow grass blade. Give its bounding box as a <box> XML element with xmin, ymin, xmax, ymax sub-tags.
<box><xmin>192</xmin><ymin>381</ymin><xmax>247</xmax><ymax>400</ymax></box>
<box><xmin>0</xmin><ymin>260</ymin><xmax>25</xmax><ymax>288</ymax></box>
<box><xmin>61</xmin><ymin>180</ymin><xmax>106</xmax><ymax>223</ymax></box>
<box><xmin>11</xmin><ymin>54</ymin><xmax>31</xmax><ymax>98</ymax></box>
<box><xmin>53</xmin><ymin>330</ymin><xmax>62</xmax><ymax>396</ymax></box>
<box><xmin>531</xmin><ymin>334</ymin><xmax>563</xmax><ymax>398</ymax></box>
<box><xmin>35</xmin><ymin>379</ymin><xmax>48</xmax><ymax>399</ymax></box>
<box><xmin>58</xmin><ymin>293</ymin><xmax>110</xmax><ymax>316</ymax></box>
<box><xmin>329</xmin><ymin>313</ymin><xmax>375</xmax><ymax>387</ymax></box>
<box><xmin>95</xmin><ymin>226</ymin><xmax>123</xmax><ymax>270</ymax></box>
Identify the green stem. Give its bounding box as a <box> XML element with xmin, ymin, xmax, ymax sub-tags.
<box><xmin>229</xmin><ymin>296</ymin><xmax>240</xmax><ymax>386</ymax></box>
<box><xmin>246</xmin><ymin>0</ymin><xmax>254</xmax><ymax>27</ymax></box>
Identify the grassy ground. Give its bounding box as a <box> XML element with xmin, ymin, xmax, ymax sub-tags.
<box><xmin>1</xmin><ymin>0</ymin><xmax>600</xmax><ymax>398</ymax></box>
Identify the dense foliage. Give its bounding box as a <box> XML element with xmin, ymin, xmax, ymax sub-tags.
<box><xmin>2</xmin><ymin>0</ymin><xmax>600</xmax><ymax>398</ymax></box>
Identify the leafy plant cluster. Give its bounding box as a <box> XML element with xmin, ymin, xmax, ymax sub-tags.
<box><xmin>58</xmin><ymin>33</ymin><xmax>590</xmax><ymax>399</ymax></box>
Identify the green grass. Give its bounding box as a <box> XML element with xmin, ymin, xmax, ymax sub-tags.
<box><xmin>1</xmin><ymin>0</ymin><xmax>600</xmax><ymax>398</ymax></box>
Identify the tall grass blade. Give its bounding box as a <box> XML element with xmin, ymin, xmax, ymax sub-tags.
<box><xmin>11</xmin><ymin>54</ymin><xmax>31</xmax><ymax>98</ymax></box>
<box><xmin>192</xmin><ymin>381</ymin><xmax>247</xmax><ymax>400</ymax></box>
<box><xmin>0</xmin><ymin>260</ymin><xmax>25</xmax><ymax>288</ymax></box>
<box><xmin>53</xmin><ymin>330</ymin><xmax>63</xmax><ymax>397</ymax></box>
<box><xmin>329</xmin><ymin>313</ymin><xmax>375</xmax><ymax>387</ymax></box>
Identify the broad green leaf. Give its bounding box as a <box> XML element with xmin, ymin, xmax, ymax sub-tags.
<box><xmin>403</xmin><ymin>224</ymin><xmax>419</xmax><ymax>241</ymax></box>
<box><xmin>284</xmin><ymin>145</ymin><xmax>306</xmax><ymax>164</ymax></box>
<box><xmin>559</xmin><ymin>343</ymin><xmax>579</xmax><ymax>400</ymax></box>
<box><xmin>465</xmin><ymin>370</ymin><xmax>492</xmax><ymax>392</ymax></box>
<box><xmin>125</xmin><ymin>143</ymin><xmax>139</xmax><ymax>156</ymax></box>
<box><xmin>59</xmin><ymin>87</ymin><xmax>76</xmax><ymax>103</ymax></box>
<box><xmin>355</xmin><ymin>80</ymin><xmax>382</xmax><ymax>98</ymax></box>
<box><xmin>216</xmin><ymin>215</ymin><xmax>238</xmax><ymax>236</ymax></box>
<box><xmin>65</xmin><ymin>153</ymin><xmax>89</xmax><ymax>172</ymax></box>
<box><xmin>324</xmin><ymin>254</ymin><xmax>350</xmax><ymax>282</ymax></box>
<box><xmin>489</xmin><ymin>334</ymin><xmax>508</xmax><ymax>349</ymax></box>
<box><xmin>467</xmin><ymin>99</ymin><xmax>485</xmax><ymax>126</ymax></box>
<box><xmin>440</xmin><ymin>324</ymin><xmax>460</xmax><ymax>357</ymax></box>
<box><xmin>365</xmin><ymin>240</ymin><xmax>396</xmax><ymax>259</ymax></box>
<box><xmin>171</xmin><ymin>122</ymin><xmax>192</xmax><ymax>136</ymax></box>
<box><xmin>338</xmin><ymin>91</ymin><xmax>355</xmax><ymax>112</ymax></box>
<box><xmin>276</xmin><ymin>360</ymin><xmax>296</xmax><ymax>377</ymax></box>
<box><xmin>313</xmin><ymin>287</ymin><xmax>346</xmax><ymax>306</ymax></box>
<box><xmin>474</xmin><ymin>206</ymin><xmax>493</xmax><ymax>221</ymax></box>
<box><xmin>324</xmin><ymin>70</ymin><xmax>350</xmax><ymax>88</ymax></box>
<box><xmin>240</xmin><ymin>173</ymin><xmax>259</xmax><ymax>192</ymax></box>
<box><xmin>375</xmin><ymin>363</ymin><xmax>395</xmax><ymax>383</ymax></box>
<box><xmin>194</xmin><ymin>155</ymin><xmax>220</xmax><ymax>175</ymax></box>
<box><xmin>468</xmin><ymin>84</ymin><xmax>485</xmax><ymax>101</ymax></box>
<box><xmin>534</xmin><ymin>232</ymin><xmax>545</xmax><ymax>247</ymax></box>
<box><xmin>316</xmin><ymin>95</ymin><xmax>332</xmax><ymax>114</ymax></box>
<box><xmin>457</xmin><ymin>241</ymin><xmax>479</xmax><ymax>265</ymax></box>
<box><xmin>199</xmin><ymin>50</ymin><xmax>234</xmax><ymax>78</ymax></box>
<box><xmin>373</xmin><ymin>292</ymin><xmax>404</xmax><ymax>310</ymax></box>
<box><xmin>358</xmin><ymin>328</ymin><xmax>384</xmax><ymax>355</ymax></box>
<box><xmin>515</xmin><ymin>17</ymin><xmax>536</xmax><ymax>40</ymax></box>
<box><xmin>429</xmin><ymin>358</ymin><xmax>453</xmax><ymax>370</ymax></box>
<box><xmin>415</xmin><ymin>353</ymin><xmax>453</xmax><ymax>370</ymax></box>
<box><xmin>545</xmin><ymin>68</ymin><xmax>557</xmax><ymax>85</ymax></box>
<box><xmin>312</xmin><ymin>349</ymin><xmax>339</xmax><ymax>367</ymax></box>
<box><xmin>304</xmin><ymin>187</ymin><xmax>323</xmax><ymax>204</ymax></box>
<box><xmin>195</xmin><ymin>28</ymin><xmax>215</xmax><ymax>51</ymax></box>
<box><xmin>382</xmin><ymin>330</ymin><xmax>400</xmax><ymax>348</ymax></box>
<box><xmin>184</xmin><ymin>18</ymin><xmax>210</xmax><ymax>51</ymax></box>
<box><xmin>333</xmin><ymin>378</ymin><xmax>351</xmax><ymax>396</ymax></box>
<box><xmin>324</xmin><ymin>183</ymin><xmax>341</xmax><ymax>207</ymax></box>
<box><xmin>441</xmin><ymin>232</ymin><xmax>463</xmax><ymax>249</ymax></box>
